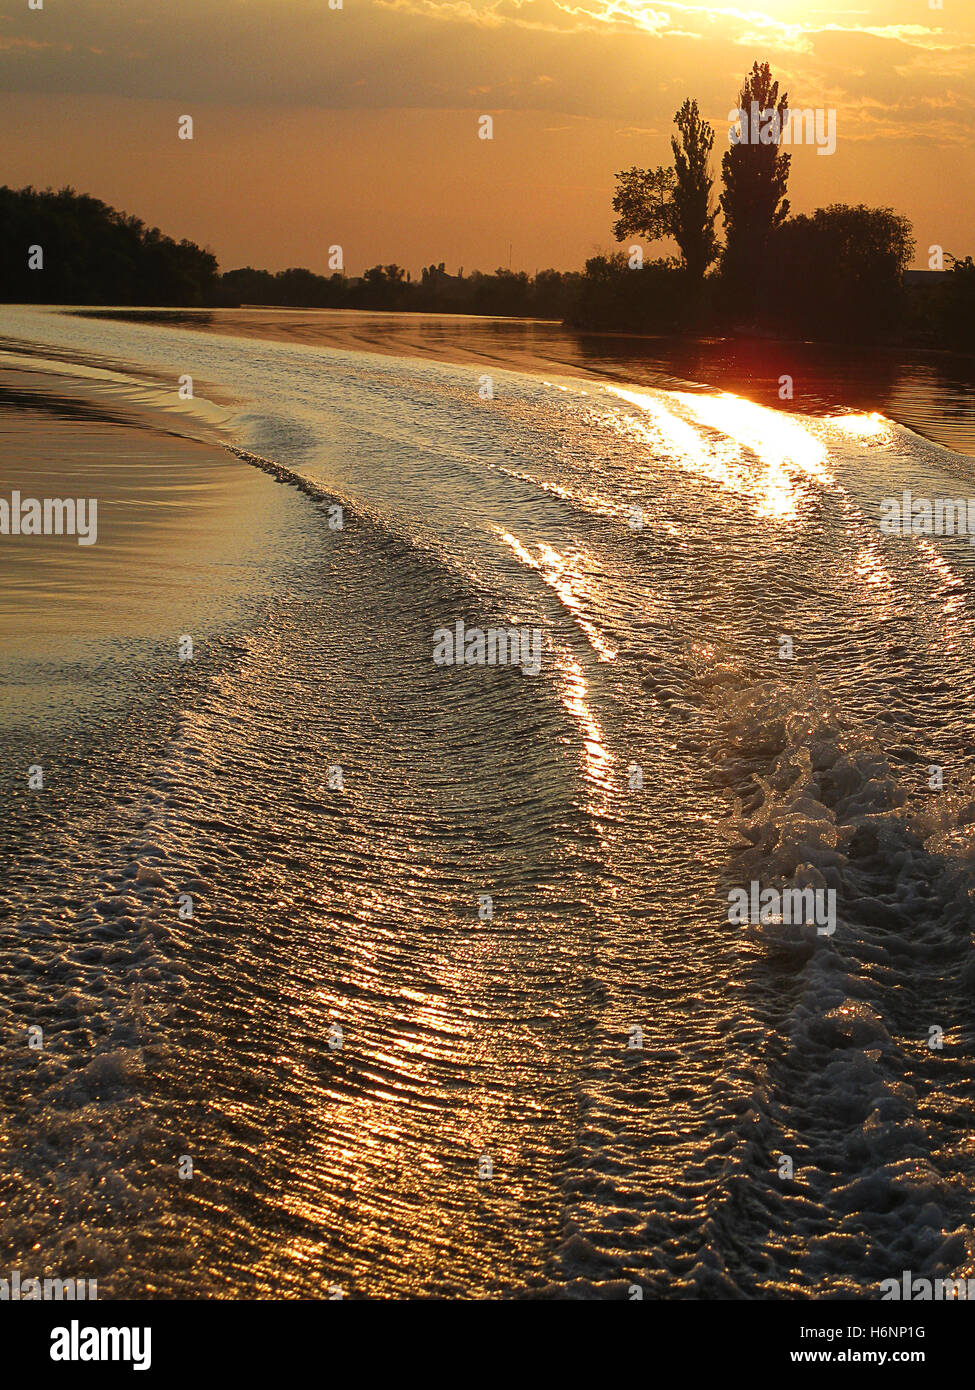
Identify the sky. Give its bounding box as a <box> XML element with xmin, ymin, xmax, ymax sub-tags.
<box><xmin>1</xmin><ymin>0</ymin><xmax>972</xmax><ymax>275</ymax></box>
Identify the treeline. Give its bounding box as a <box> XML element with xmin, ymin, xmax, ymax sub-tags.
<box><xmin>211</xmin><ymin>262</ymin><xmax>580</xmax><ymax>319</ymax></box>
<box><xmin>0</xmin><ymin>186</ymin><xmax>217</xmax><ymax>305</ymax></box>
<box><xmin>574</xmin><ymin>226</ymin><xmax>975</xmax><ymax>351</ymax></box>
<box><xmin>598</xmin><ymin>61</ymin><xmax>975</xmax><ymax>349</ymax></box>
<box><xmin>2</xmin><ymin>179</ymin><xmax>973</xmax><ymax>352</ymax></box>
<box><xmin>0</xmin><ymin>187</ymin><xmax>579</xmax><ymax>319</ymax></box>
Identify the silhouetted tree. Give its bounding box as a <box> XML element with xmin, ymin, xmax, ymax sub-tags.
<box><xmin>767</xmin><ymin>204</ymin><xmax>914</xmax><ymax>340</ymax></box>
<box><xmin>939</xmin><ymin>256</ymin><xmax>975</xmax><ymax>351</ymax></box>
<box><xmin>0</xmin><ymin>185</ymin><xmax>217</xmax><ymax>305</ymax></box>
<box><xmin>670</xmin><ymin>100</ymin><xmax>720</xmax><ymax>281</ymax></box>
<box><xmin>568</xmin><ymin>252</ymin><xmax>686</xmax><ymax>331</ymax></box>
<box><xmin>720</xmin><ymin>62</ymin><xmax>791</xmax><ymax>312</ymax></box>
<box><xmin>613</xmin><ymin>102</ymin><xmax>718</xmax><ymax>286</ymax></box>
<box><xmin>612</xmin><ymin>166</ymin><xmax>675</xmax><ymax>247</ymax></box>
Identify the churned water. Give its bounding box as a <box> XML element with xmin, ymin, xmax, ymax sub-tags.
<box><xmin>2</xmin><ymin>306</ymin><xmax>975</xmax><ymax>1298</ymax></box>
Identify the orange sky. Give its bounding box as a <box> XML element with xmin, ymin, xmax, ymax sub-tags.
<box><xmin>1</xmin><ymin>0</ymin><xmax>972</xmax><ymax>274</ymax></box>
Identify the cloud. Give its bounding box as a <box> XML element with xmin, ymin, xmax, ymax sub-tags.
<box><xmin>0</xmin><ymin>0</ymin><xmax>970</xmax><ymax>137</ymax></box>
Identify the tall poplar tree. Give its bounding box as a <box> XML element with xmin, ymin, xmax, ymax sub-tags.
<box><xmin>720</xmin><ymin>61</ymin><xmax>791</xmax><ymax>305</ymax></box>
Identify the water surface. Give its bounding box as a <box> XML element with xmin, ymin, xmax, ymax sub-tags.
<box><xmin>2</xmin><ymin>305</ymin><xmax>975</xmax><ymax>1299</ymax></box>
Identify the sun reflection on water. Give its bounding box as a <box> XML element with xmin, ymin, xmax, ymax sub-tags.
<box><xmin>827</xmin><ymin>411</ymin><xmax>892</xmax><ymax>441</ymax></box>
<box><xmin>606</xmin><ymin>384</ymin><xmax>834</xmax><ymax>521</ymax></box>
<box><xmin>491</xmin><ymin>527</ymin><xmax>614</xmax><ymax>798</ymax></box>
